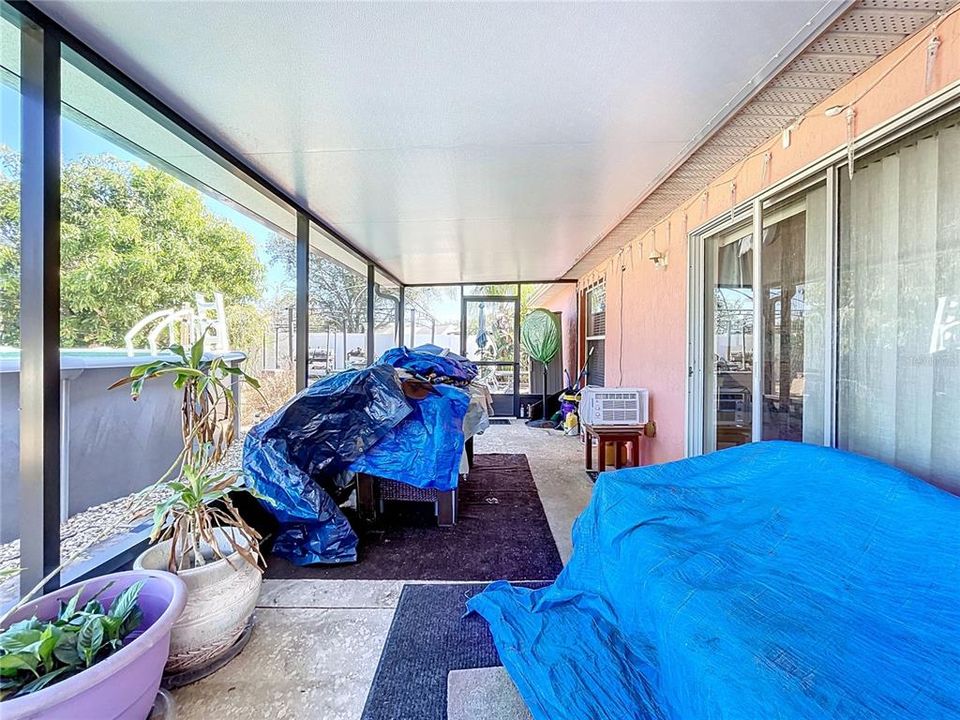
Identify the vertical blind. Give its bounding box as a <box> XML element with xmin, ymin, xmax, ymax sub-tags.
<box><xmin>838</xmin><ymin>117</ymin><xmax>960</xmax><ymax>491</ymax></box>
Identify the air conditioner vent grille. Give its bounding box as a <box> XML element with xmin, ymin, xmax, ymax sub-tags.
<box><xmin>579</xmin><ymin>387</ymin><xmax>649</xmax><ymax>426</ymax></box>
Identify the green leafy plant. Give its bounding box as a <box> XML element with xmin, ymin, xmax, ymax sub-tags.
<box><xmin>112</xmin><ymin>331</ymin><xmax>264</xmax><ymax>573</ymax></box>
<box><xmin>0</xmin><ymin>581</ymin><xmax>144</xmax><ymax>701</ymax></box>
<box><xmin>151</xmin><ymin>454</ymin><xmax>262</xmax><ymax>573</ymax></box>
<box><xmin>109</xmin><ymin>330</ymin><xmax>260</xmax><ymax>468</ymax></box>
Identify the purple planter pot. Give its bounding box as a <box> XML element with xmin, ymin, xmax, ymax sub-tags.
<box><xmin>2</xmin><ymin>570</ymin><xmax>187</xmax><ymax>720</ymax></box>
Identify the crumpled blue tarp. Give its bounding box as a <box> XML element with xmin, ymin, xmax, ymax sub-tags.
<box><xmin>243</xmin><ymin>365</ymin><xmax>411</xmax><ymax>565</ymax></box>
<box><xmin>411</xmin><ymin>343</ymin><xmax>469</xmax><ymax>363</ymax></box>
<box><xmin>348</xmin><ymin>383</ymin><xmax>470</xmax><ymax>490</ymax></box>
<box><xmin>377</xmin><ymin>345</ymin><xmax>477</xmax><ymax>384</ymax></box>
<box><xmin>468</xmin><ymin>441</ymin><xmax>960</xmax><ymax>720</ymax></box>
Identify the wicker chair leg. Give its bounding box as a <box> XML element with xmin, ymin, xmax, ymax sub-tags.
<box><xmin>437</xmin><ymin>489</ymin><xmax>456</xmax><ymax>526</ymax></box>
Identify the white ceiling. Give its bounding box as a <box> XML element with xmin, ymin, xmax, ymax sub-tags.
<box><xmin>38</xmin><ymin>1</ymin><xmax>842</xmax><ymax>284</ymax></box>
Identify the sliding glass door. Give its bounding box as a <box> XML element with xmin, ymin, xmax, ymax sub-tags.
<box><xmin>702</xmin><ymin>223</ymin><xmax>754</xmax><ymax>452</ymax></box>
<box><xmin>696</xmin><ymin>185</ymin><xmax>830</xmax><ymax>455</ymax></box>
<box><xmin>690</xmin><ymin>109</ymin><xmax>959</xmax><ymax>492</ymax></box>
<box><xmin>760</xmin><ymin>184</ymin><xmax>827</xmax><ymax>445</ymax></box>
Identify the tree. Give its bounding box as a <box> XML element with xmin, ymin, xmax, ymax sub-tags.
<box><xmin>266</xmin><ymin>233</ymin><xmax>377</xmax><ymax>331</ymax></box>
<box><xmin>0</xmin><ymin>151</ymin><xmax>266</xmax><ymax>349</ymax></box>
<box><xmin>266</xmin><ymin>235</ymin><xmax>400</xmax><ymax>358</ymax></box>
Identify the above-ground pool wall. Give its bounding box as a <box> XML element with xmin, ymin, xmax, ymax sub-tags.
<box><xmin>573</xmin><ymin>12</ymin><xmax>960</xmax><ymax>466</ymax></box>
<box><xmin>1</xmin><ymin>359</ymin><xmax>185</xmax><ymax>543</ymax></box>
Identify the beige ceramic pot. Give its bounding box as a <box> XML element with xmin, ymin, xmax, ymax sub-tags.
<box><xmin>133</xmin><ymin>527</ymin><xmax>261</xmax><ymax>673</ymax></box>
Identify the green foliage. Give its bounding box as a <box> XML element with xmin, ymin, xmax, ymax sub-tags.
<box><xmin>150</xmin><ymin>454</ymin><xmax>263</xmax><ymax>572</ymax></box>
<box><xmin>112</xmin><ymin>332</ymin><xmax>264</xmax><ymax>572</ymax></box>
<box><xmin>0</xmin><ymin>149</ymin><xmax>265</xmax><ymax>348</ymax></box>
<box><xmin>267</xmin><ymin>234</ymin><xmax>378</xmax><ymax>332</ymax></box>
<box><xmin>224</xmin><ymin>302</ymin><xmax>271</xmax><ymax>372</ymax></box>
<box><xmin>0</xmin><ymin>581</ymin><xmax>144</xmax><ymax>701</ymax></box>
<box><xmin>110</xmin><ymin>331</ymin><xmax>260</xmax><ymax>467</ymax></box>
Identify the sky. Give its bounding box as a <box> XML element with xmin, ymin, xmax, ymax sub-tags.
<box><xmin>1</xmin><ymin>83</ymin><xmax>290</xmax><ymax>295</ymax></box>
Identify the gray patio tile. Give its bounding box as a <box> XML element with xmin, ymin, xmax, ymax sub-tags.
<box><xmin>172</xmin><ymin>607</ymin><xmax>393</xmax><ymax>720</ymax></box>
<box><xmin>447</xmin><ymin>666</ymin><xmax>533</xmax><ymax>720</ymax></box>
<box><xmin>258</xmin><ymin>579</ymin><xmax>404</xmax><ymax>609</ymax></box>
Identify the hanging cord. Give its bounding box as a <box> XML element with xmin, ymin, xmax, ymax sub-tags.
<box><xmin>845</xmin><ymin>107</ymin><xmax>857</xmax><ymax>180</ymax></box>
<box><xmin>618</xmin><ymin>247</ymin><xmax>627</xmax><ymax>385</ymax></box>
<box><xmin>760</xmin><ymin>151</ymin><xmax>772</xmax><ymax>187</ymax></box>
<box><xmin>926</xmin><ymin>34</ymin><xmax>942</xmax><ymax>90</ymax></box>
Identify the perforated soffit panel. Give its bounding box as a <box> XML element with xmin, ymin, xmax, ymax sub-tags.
<box><xmin>563</xmin><ymin>0</ymin><xmax>957</xmax><ymax>279</ymax></box>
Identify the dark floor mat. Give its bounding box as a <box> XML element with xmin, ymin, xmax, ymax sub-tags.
<box><xmin>361</xmin><ymin>582</ymin><xmax>545</xmax><ymax>720</ymax></box>
<box><xmin>264</xmin><ymin>453</ymin><xmax>563</xmax><ymax>581</ymax></box>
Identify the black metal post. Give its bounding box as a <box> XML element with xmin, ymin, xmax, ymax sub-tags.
<box><xmin>366</xmin><ymin>264</ymin><xmax>375</xmax><ymax>364</ymax></box>
<box><xmin>19</xmin><ymin>17</ymin><xmax>61</xmax><ymax>596</ymax></box>
<box><xmin>295</xmin><ymin>212</ymin><xmax>309</xmax><ymax>390</ymax></box>
<box><xmin>513</xmin><ymin>295</ymin><xmax>521</xmax><ymax>417</ymax></box>
<box><xmin>398</xmin><ymin>286</ymin><xmax>406</xmax><ymax>346</ymax></box>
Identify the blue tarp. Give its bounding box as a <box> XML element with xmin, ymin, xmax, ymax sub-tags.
<box><xmin>377</xmin><ymin>345</ymin><xmax>477</xmax><ymax>384</ymax></box>
<box><xmin>468</xmin><ymin>442</ymin><xmax>960</xmax><ymax>720</ymax></box>
<box><xmin>243</xmin><ymin>357</ymin><xmax>473</xmax><ymax>564</ymax></box>
<box><xmin>243</xmin><ymin>365</ymin><xmax>411</xmax><ymax>565</ymax></box>
<box><xmin>348</xmin><ymin>383</ymin><xmax>470</xmax><ymax>490</ymax></box>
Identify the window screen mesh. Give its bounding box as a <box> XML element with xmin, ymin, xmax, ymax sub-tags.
<box><xmin>587</xmin><ymin>339</ymin><xmax>605</xmax><ymax>386</ymax></box>
<box><xmin>587</xmin><ymin>285</ymin><xmax>606</xmax><ymax>336</ymax></box>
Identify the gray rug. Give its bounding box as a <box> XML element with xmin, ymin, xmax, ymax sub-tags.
<box><xmin>361</xmin><ymin>582</ymin><xmax>545</xmax><ymax>720</ymax></box>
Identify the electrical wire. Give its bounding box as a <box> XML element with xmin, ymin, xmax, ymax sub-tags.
<box><xmin>618</xmin><ymin>250</ymin><xmax>625</xmax><ymax>386</ymax></box>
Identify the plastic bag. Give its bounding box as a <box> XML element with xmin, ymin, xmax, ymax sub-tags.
<box><xmin>243</xmin><ymin>365</ymin><xmax>411</xmax><ymax>564</ymax></box>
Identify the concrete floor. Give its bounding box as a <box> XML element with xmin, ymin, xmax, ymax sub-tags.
<box><xmin>172</xmin><ymin>421</ymin><xmax>592</xmax><ymax>720</ymax></box>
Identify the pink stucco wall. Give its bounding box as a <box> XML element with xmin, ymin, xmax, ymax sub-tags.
<box><xmin>601</xmin><ymin>251</ymin><xmax>689</xmax><ymax>465</ymax></box>
<box><xmin>574</xmin><ymin>12</ymin><xmax>960</xmax><ymax>465</ymax></box>
<box><xmin>537</xmin><ymin>283</ymin><xmax>578</xmax><ymax>385</ymax></box>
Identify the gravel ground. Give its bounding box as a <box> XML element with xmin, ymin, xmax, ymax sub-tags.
<box><xmin>0</xmin><ymin>431</ymin><xmax>249</xmax><ymax>580</ymax></box>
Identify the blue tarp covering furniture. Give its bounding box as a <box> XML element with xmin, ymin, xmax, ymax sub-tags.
<box><xmin>377</xmin><ymin>346</ymin><xmax>477</xmax><ymax>385</ymax></box>
<box><xmin>243</xmin><ymin>365</ymin><xmax>410</xmax><ymax>565</ymax></box>
<box><xmin>243</xmin><ymin>346</ymin><xmax>476</xmax><ymax>565</ymax></box>
<box><xmin>468</xmin><ymin>441</ymin><xmax>960</xmax><ymax>720</ymax></box>
<box><xmin>348</xmin><ymin>383</ymin><xmax>469</xmax><ymax>490</ymax></box>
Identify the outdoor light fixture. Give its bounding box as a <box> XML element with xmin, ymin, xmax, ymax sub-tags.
<box><xmin>824</xmin><ymin>105</ymin><xmax>845</xmax><ymax>117</ymax></box>
<box><xmin>648</xmin><ymin>249</ymin><xmax>668</xmax><ymax>270</ymax></box>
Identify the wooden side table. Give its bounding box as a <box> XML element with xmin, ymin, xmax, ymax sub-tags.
<box><xmin>583</xmin><ymin>423</ymin><xmax>644</xmax><ymax>472</ymax></box>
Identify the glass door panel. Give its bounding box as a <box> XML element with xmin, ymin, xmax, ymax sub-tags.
<box><xmin>464</xmin><ymin>299</ymin><xmax>517</xmax><ymax>362</ymax></box>
<box><xmin>703</xmin><ymin>224</ymin><xmax>754</xmax><ymax>451</ymax></box>
<box><xmin>463</xmin><ymin>297</ymin><xmax>518</xmax><ymax>416</ymax></box>
<box><xmin>760</xmin><ymin>185</ymin><xmax>827</xmax><ymax>444</ymax></box>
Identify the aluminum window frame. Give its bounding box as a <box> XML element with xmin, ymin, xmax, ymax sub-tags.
<box><xmin>685</xmin><ymin>78</ymin><xmax>960</xmax><ymax>456</ymax></box>
<box><xmin>5</xmin><ymin>0</ymin><xmax>404</xmax><ymax>597</ymax></box>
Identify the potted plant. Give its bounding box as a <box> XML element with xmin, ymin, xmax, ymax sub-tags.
<box><xmin>112</xmin><ymin>334</ymin><xmax>265</xmax><ymax>674</ymax></box>
<box><xmin>0</xmin><ymin>570</ymin><xmax>186</xmax><ymax>720</ymax></box>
